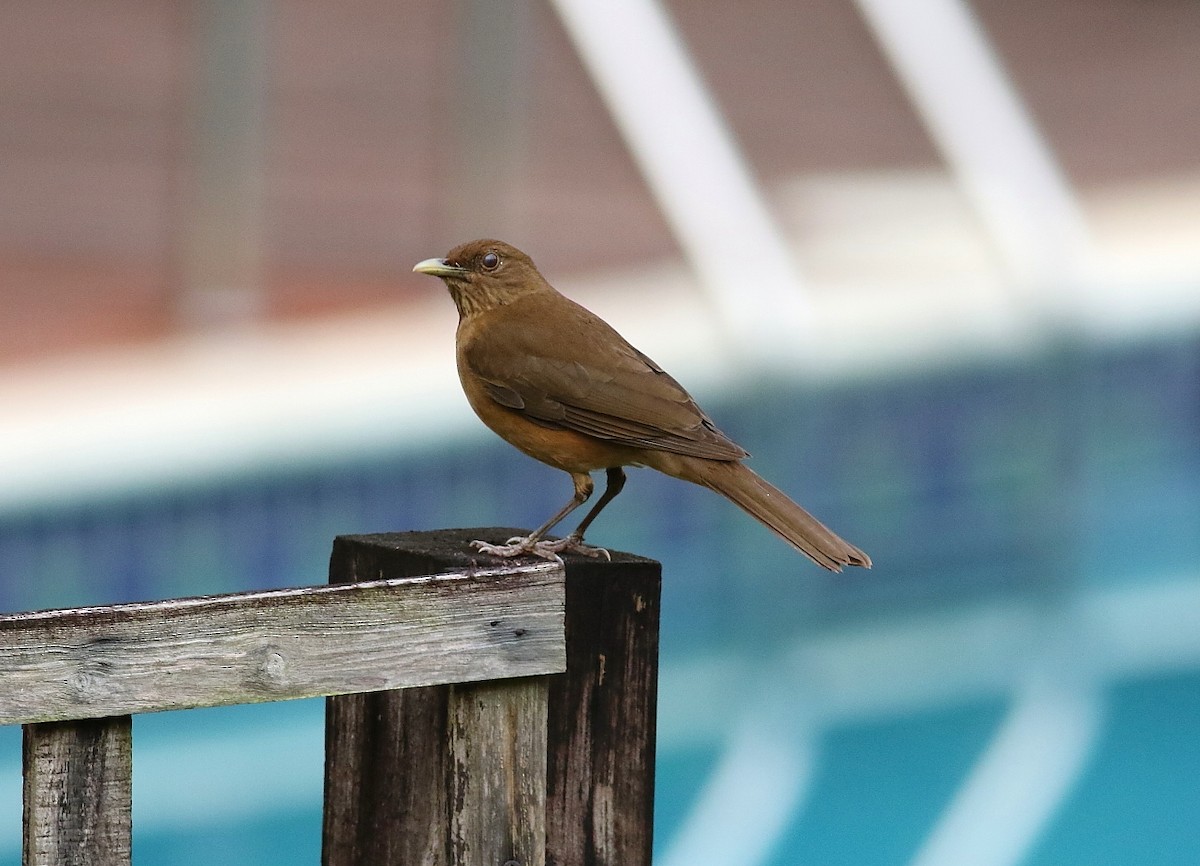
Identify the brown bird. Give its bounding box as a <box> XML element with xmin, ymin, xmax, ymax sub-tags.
<box><xmin>413</xmin><ymin>239</ymin><xmax>870</xmax><ymax>571</ymax></box>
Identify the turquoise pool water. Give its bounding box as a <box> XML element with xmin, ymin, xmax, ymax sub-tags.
<box><xmin>2</xmin><ymin>335</ymin><xmax>1197</xmax><ymax>864</ymax></box>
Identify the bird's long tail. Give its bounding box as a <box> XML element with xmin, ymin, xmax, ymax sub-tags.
<box><xmin>672</xmin><ymin>458</ymin><xmax>871</xmax><ymax>571</ymax></box>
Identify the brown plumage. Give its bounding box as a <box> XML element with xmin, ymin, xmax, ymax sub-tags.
<box><xmin>413</xmin><ymin>239</ymin><xmax>870</xmax><ymax>571</ymax></box>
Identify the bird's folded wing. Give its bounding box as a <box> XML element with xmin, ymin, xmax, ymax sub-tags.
<box><xmin>464</xmin><ymin>300</ymin><xmax>748</xmax><ymax>461</ymax></box>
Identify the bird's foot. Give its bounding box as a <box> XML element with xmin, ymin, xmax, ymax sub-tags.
<box><xmin>538</xmin><ymin>533</ymin><xmax>612</xmax><ymax>561</ymax></box>
<box><xmin>471</xmin><ymin>536</ymin><xmax>562</xmax><ymax>562</ymax></box>
<box><xmin>471</xmin><ymin>534</ymin><xmax>611</xmax><ymax>563</ymax></box>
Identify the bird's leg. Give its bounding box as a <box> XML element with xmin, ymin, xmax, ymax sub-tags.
<box><xmin>524</xmin><ymin>467</ymin><xmax>627</xmax><ymax>561</ymax></box>
<box><xmin>560</xmin><ymin>466</ymin><xmax>625</xmax><ymax>546</ymax></box>
<box><xmin>472</xmin><ymin>472</ymin><xmax>597</xmax><ymax>561</ymax></box>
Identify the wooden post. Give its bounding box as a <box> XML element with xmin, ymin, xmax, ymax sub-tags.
<box><xmin>323</xmin><ymin>530</ymin><xmax>661</xmax><ymax>866</ymax></box>
<box><xmin>22</xmin><ymin>716</ymin><xmax>133</xmax><ymax>866</ymax></box>
<box><xmin>544</xmin><ymin>545</ymin><xmax>660</xmax><ymax>866</ymax></box>
<box><xmin>450</xmin><ymin>677</ymin><xmax>549</xmax><ymax>864</ymax></box>
<box><xmin>324</xmin><ymin>532</ymin><xmax>555</xmax><ymax>866</ymax></box>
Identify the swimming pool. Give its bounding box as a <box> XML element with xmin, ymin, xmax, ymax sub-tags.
<box><xmin>2</xmin><ymin>334</ymin><xmax>1197</xmax><ymax>864</ymax></box>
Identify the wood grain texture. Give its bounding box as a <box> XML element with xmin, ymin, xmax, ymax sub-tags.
<box><xmin>449</xmin><ymin>677</ymin><xmax>548</xmax><ymax>866</ymax></box>
<box><xmin>0</xmin><ymin>559</ymin><xmax>564</xmax><ymax>725</ymax></box>
<box><xmin>545</xmin><ymin>550</ymin><xmax>661</xmax><ymax>866</ymax></box>
<box><xmin>324</xmin><ymin>686</ymin><xmax>452</xmax><ymax>865</ymax></box>
<box><xmin>323</xmin><ymin>532</ymin><xmax>490</xmax><ymax>866</ymax></box>
<box><xmin>23</xmin><ymin>716</ymin><xmax>132</xmax><ymax>866</ymax></box>
<box><xmin>322</xmin><ymin>530</ymin><xmax>660</xmax><ymax>866</ymax></box>
<box><xmin>323</xmin><ymin>676</ymin><xmax>549</xmax><ymax>866</ymax></box>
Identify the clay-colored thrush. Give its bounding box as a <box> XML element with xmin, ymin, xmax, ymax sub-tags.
<box><xmin>414</xmin><ymin>239</ymin><xmax>870</xmax><ymax>571</ymax></box>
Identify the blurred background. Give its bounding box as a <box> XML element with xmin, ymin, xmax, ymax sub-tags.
<box><xmin>2</xmin><ymin>0</ymin><xmax>1199</xmax><ymax>863</ymax></box>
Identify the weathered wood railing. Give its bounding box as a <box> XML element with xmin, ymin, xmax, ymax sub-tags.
<box><xmin>0</xmin><ymin>529</ymin><xmax>661</xmax><ymax>866</ymax></box>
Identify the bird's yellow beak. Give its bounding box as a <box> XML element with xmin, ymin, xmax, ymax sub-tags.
<box><xmin>413</xmin><ymin>257</ymin><xmax>469</xmax><ymax>278</ymax></box>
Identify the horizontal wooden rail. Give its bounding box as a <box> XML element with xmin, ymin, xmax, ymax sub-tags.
<box><xmin>0</xmin><ymin>561</ymin><xmax>565</xmax><ymax>725</ymax></box>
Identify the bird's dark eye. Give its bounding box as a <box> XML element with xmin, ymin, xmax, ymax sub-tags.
<box><xmin>480</xmin><ymin>251</ymin><xmax>500</xmax><ymax>271</ymax></box>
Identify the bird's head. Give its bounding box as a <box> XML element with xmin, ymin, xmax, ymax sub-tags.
<box><xmin>413</xmin><ymin>239</ymin><xmax>548</xmax><ymax>318</ymax></box>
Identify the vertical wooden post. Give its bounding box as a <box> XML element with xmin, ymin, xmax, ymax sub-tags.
<box><xmin>322</xmin><ymin>529</ymin><xmax>661</xmax><ymax>866</ymax></box>
<box><xmin>322</xmin><ymin>678</ymin><xmax>548</xmax><ymax>866</ymax></box>
<box><xmin>449</xmin><ymin>678</ymin><xmax>548</xmax><ymax>865</ymax></box>
<box><xmin>323</xmin><ymin>687</ymin><xmax>451</xmax><ymax>864</ymax></box>
<box><xmin>544</xmin><ymin>548</ymin><xmax>661</xmax><ymax>866</ymax></box>
<box><xmin>22</xmin><ymin>716</ymin><xmax>133</xmax><ymax>866</ymax></box>
<box><xmin>323</xmin><ymin>531</ymin><xmax>558</xmax><ymax>866</ymax></box>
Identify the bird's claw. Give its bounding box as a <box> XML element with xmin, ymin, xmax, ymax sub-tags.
<box><xmin>471</xmin><ymin>535</ymin><xmax>611</xmax><ymax>563</ymax></box>
<box><xmin>541</xmin><ymin>535</ymin><xmax>612</xmax><ymax>561</ymax></box>
<box><xmin>471</xmin><ymin>537</ymin><xmax>562</xmax><ymax>563</ymax></box>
